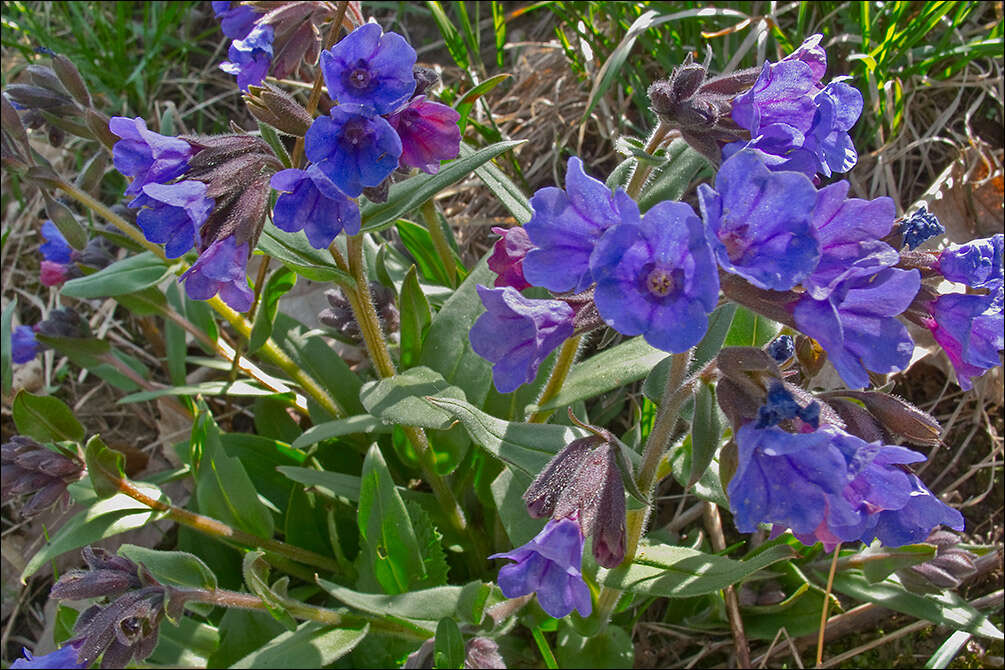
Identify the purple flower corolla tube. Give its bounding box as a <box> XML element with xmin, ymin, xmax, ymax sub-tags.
<box><xmin>180</xmin><ymin>235</ymin><xmax>253</xmax><ymax>312</ymax></box>
<box><xmin>803</xmin><ymin>180</ymin><xmax>898</xmax><ymax>300</ymax></box>
<box><xmin>212</xmin><ymin>0</ymin><xmax>258</xmax><ymax>40</ymax></box>
<box><xmin>804</xmin><ymin>80</ymin><xmax>863</xmax><ymax>176</ymax></box>
<box><xmin>523</xmin><ymin>157</ymin><xmax>637</xmax><ymax>294</ymax></box>
<box><xmin>590</xmin><ymin>200</ymin><xmax>719</xmax><ymax>353</ymax></box>
<box><xmin>793</xmin><ymin>267</ymin><xmax>920</xmax><ymax>389</ymax></box>
<box><xmin>109</xmin><ymin>116</ymin><xmax>193</xmax><ymax>198</ymax></box>
<box><xmin>11</xmin><ymin>325</ymin><xmax>39</xmax><ymax>364</ymax></box>
<box><xmin>133</xmin><ymin>180</ymin><xmax>214</xmax><ymax>259</ymax></box>
<box><xmin>270</xmin><ymin>165</ymin><xmax>361</xmax><ymax>248</ymax></box>
<box><xmin>11</xmin><ymin>639</ymin><xmax>86</xmax><ymax>669</ymax></box>
<box><xmin>39</xmin><ymin>220</ymin><xmax>74</xmax><ymax>263</ymax></box>
<box><xmin>490</xmin><ymin>517</ymin><xmax>592</xmax><ymax>619</ymax></box>
<box><xmin>320</xmin><ymin>23</ymin><xmax>416</xmax><ymax>114</ymax></box>
<box><xmin>220</xmin><ymin>23</ymin><xmax>274</xmax><ymax>92</ymax></box>
<box><xmin>305</xmin><ymin>103</ymin><xmax>402</xmax><ymax>198</ymax></box>
<box><xmin>488</xmin><ymin>226</ymin><xmax>533</xmax><ymax>291</ymax></box>
<box><xmin>387</xmin><ymin>95</ymin><xmax>461</xmax><ymax>174</ymax></box>
<box><xmin>469</xmin><ymin>286</ymin><xmax>575</xmax><ymax>393</ymax></box>
<box><xmin>923</xmin><ymin>288</ymin><xmax>1003</xmax><ymax>391</ymax></box>
<box><xmin>936</xmin><ymin>234</ymin><xmax>1003</xmax><ymax>289</ymax></box>
<box><xmin>697</xmin><ymin>149</ymin><xmax>820</xmax><ymax>291</ymax></box>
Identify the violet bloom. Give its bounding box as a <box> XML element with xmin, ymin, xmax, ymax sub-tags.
<box><xmin>220</xmin><ymin>23</ymin><xmax>274</xmax><ymax>92</ymax></box>
<box><xmin>320</xmin><ymin>23</ymin><xmax>416</xmax><ymax>114</ymax></box>
<box><xmin>804</xmin><ymin>80</ymin><xmax>863</xmax><ymax>177</ymax></box>
<box><xmin>731</xmin><ymin>54</ymin><xmax>820</xmax><ymax>136</ymax></box>
<box><xmin>803</xmin><ymin>180</ymin><xmax>899</xmax><ymax>300</ymax></box>
<box><xmin>12</xmin><ymin>325</ymin><xmax>39</xmax><ymax>364</ymax></box>
<box><xmin>271</xmin><ymin>165</ymin><xmax>360</xmax><ymax>248</ymax></box>
<box><xmin>109</xmin><ymin>116</ymin><xmax>193</xmax><ymax>198</ymax></box>
<box><xmin>305</xmin><ymin>104</ymin><xmax>402</xmax><ymax>198</ymax></box>
<box><xmin>924</xmin><ymin>288</ymin><xmax>1004</xmax><ymax>391</ymax></box>
<box><xmin>937</xmin><ymin>234</ymin><xmax>1003</xmax><ymax>289</ymax></box>
<box><xmin>11</xmin><ymin>639</ymin><xmax>86</xmax><ymax>669</ymax></box>
<box><xmin>387</xmin><ymin>96</ymin><xmax>461</xmax><ymax>174</ymax></box>
<box><xmin>133</xmin><ymin>181</ymin><xmax>214</xmax><ymax>258</ymax></box>
<box><xmin>469</xmin><ymin>286</ymin><xmax>574</xmax><ymax>393</ymax></box>
<box><xmin>697</xmin><ymin>149</ymin><xmax>820</xmax><ymax>290</ymax></box>
<box><xmin>793</xmin><ymin>267</ymin><xmax>920</xmax><ymax>389</ymax></box>
<box><xmin>523</xmin><ymin>157</ymin><xmax>636</xmax><ymax>294</ymax></box>
<box><xmin>721</xmin><ymin>125</ymin><xmax>820</xmax><ymax>178</ymax></box>
<box><xmin>490</xmin><ymin>517</ymin><xmax>592</xmax><ymax>619</ymax></box>
<box><xmin>488</xmin><ymin>226</ymin><xmax>533</xmax><ymax>291</ymax></box>
<box><xmin>868</xmin><ymin>472</ymin><xmax>965</xmax><ymax>547</ymax></box>
<box><xmin>39</xmin><ymin>220</ymin><xmax>74</xmax><ymax>264</ymax></box>
<box><xmin>212</xmin><ymin>0</ymin><xmax>258</xmax><ymax>40</ymax></box>
<box><xmin>590</xmin><ymin>200</ymin><xmax>719</xmax><ymax>353</ymax></box>
<box><xmin>179</xmin><ymin>235</ymin><xmax>253</xmax><ymax>312</ymax></box>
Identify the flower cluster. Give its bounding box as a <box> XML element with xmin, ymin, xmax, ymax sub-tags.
<box><xmin>2</xmin><ymin>436</ymin><xmax>85</xmax><ymax>518</ymax></box>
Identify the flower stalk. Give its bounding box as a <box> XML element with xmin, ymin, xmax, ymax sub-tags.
<box><xmin>528</xmin><ymin>335</ymin><xmax>581</xmax><ymax>423</ymax></box>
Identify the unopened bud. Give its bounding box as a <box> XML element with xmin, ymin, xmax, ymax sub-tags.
<box><xmin>85</xmin><ymin>108</ymin><xmax>119</xmax><ymax>149</ymax></box>
<box><xmin>25</xmin><ymin>65</ymin><xmax>70</xmax><ymax>98</ymax></box>
<box><xmin>245</xmin><ymin>85</ymin><xmax>312</xmax><ymax>136</ymax></box>
<box><xmin>36</xmin><ymin>307</ymin><xmax>91</xmax><ymax>339</ymax></box>
<box><xmin>362</xmin><ymin>179</ymin><xmax>390</xmax><ymax>203</ymax></box>
<box><xmin>320</xmin><ymin>287</ymin><xmax>361</xmax><ymax>341</ymax></box>
<box><xmin>822</xmin><ymin>390</ymin><xmax>941</xmax><ymax>447</ymax></box>
<box><xmin>51</xmin><ymin>54</ymin><xmax>92</xmax><ymax>107</ymax></box>
<box><xmin>795</xmin><ymin>334</ymin><xmax>827</xmax><ymax>380</ymax></box>
<box><xmin>4</xmin><ymin>82</ymin><xmax>74</xmax><ymax>111</ymax></box>
<box><xmin>522</xmin><ymin>435</ymin><xmax>600</xmax><ymax>518</ymax></box>
<box><xmin>413</xmin><ymin>66</ymin><xmax>440</xmax><ymax>98</ymax></box>
<box><xmin>825</xmin><ymin>397</ymin><xmax>886</xmax><ymax>443</ymax></box>
<box><xmin>897</xmin><ymin>530</ymin><xmax>978</xmax><ymax>593</ymax></box>
<box><xmin>464</xmin><ymin>637</ymin><xmax>506</xmax><ymax>669</ymax></box>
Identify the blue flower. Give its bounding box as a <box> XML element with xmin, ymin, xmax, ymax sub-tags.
<box><xmin>39</xmin><ymin>220</ymin><xmax>74</xmax><ymax>263</ymax></box>
<box><xmin>109</xmin><ymin>117</ymin><xmax>193</xmax><ymax>198</ymax></box>
<box><xmin>387</xmin><ymin>96</ymin><xmax>461</xmax><ymax>174</ymax></box>
<box><xmin>305</xmin><ymin>104</ymin><xmax>402</xmax><ymax>198</ymax></box>
<box><xmin>270</xmin><ymin>165</ymin><xmax>360</xmax><ymax>248</ymax></box>
<box><xmin>897</xmin><ymin>206</ymin><xmax>944</xmax><ymax>250</ymax></box>
<box><xmin>180</xmin><ymin>235</ymin><xmax>253</xmax><ymax>312</ymax></box>
<box><xmin>212</xmin><ymin>1</ymin><xmax>258</xmax><ymax>40</ymax></box>
<box><xmin>590</xmin><ymin>200</ymin><xmax>719</xmax><ymax>353</ymax></box>
<box><xmin>867</xmin><ymin>472</ymin><xmax>964</xmax><ymax>547</ymax></box>
<box><xmin>320</xmin><ymin>23</ymin><xmax>416</xmax><ymax>114</ymax></box>
<box><xmin>793</xmin><ymin>267</ymin><xmax>920</xmax><ymax>389</ymax></box>
<box><xmin>697</xmin><ymin>149</ymin><xmax>820</xmax><ymax>290</ymax></box>
<box><xmin>523</xmin><ymin>157</ymin><xmax>637</xmax><ymax>294</ymax></box>
<box><xmin>937</xmin><ymin>234</ymin><xmax>1003</xmax><ymax>289</ymax></box>
<box><xmin>12</xmin><ymin>325</ymin><xmax>39</xmax><ymax>364</ymax></box>
<box><xmin>133</xmin><ymin>181</ymin><xmax>214</xmax><ymax>258</ymax></box>
<box><xmin>490</xmin><ymin>517</ymin><xmax>592</xmax><ymax>619</ymax></box>
<box><xmin>924</xmin><ymin>287</ymin><xmax>1003</xmax><ymax>391</ymax></box>
<box><xmin>731</xmin><ymin>58</ymin><xmax>819</xmax><ymax>137</ymax></box>
<box><xmin>11</xmin><ymin>639</ymin><xmax>86</xmax><ymax>669</ymax></box>
<box><xmin>754</xmin><ymin>381</ymin><xmax>820</xmax><ymax>430</ymax></box>
<box><xmin>220</xmin><ymin>23</ymin><xmax>274</xmax><ymax>92</ymax></box>
<box><xmin>469</xmin><ymin>286</ymin><xmax>575</xmax><ymax>393</ymax></box>
<box><xmin>804</xmin><ymin>80</ymin><xmax>863</xmax><ymax>176</ymax></box>
<box><xmin>766</xmin><ymin>335</ymin><xmax>795</xmax><ymax>362</ymax></box>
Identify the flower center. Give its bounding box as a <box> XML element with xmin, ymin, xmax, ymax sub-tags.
<box><xmin>645</xmin><ymin>265</ymin><xmax>676</xmax><ymax>297</ymax></box>
<box><xmin>348</xmin><ymin>62</ymin><xmax>373</xmax><ymax>90</ymax></box>
<box><xmin>341</xmin><ymin>118</ymin><xmax>369</xmax><ymax>146</ymax></box>
<box><xmin>720</xmin><ymin>226</ymin><xmax>750</xmax><ymax>263</ymax></box>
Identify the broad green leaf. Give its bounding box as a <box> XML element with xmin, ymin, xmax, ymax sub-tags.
<box><xmin>249</xmin><ymin>266</ymin><xmax>296</xmax><ymax>353</ymax></box>
<box><xmin>34</xmin><ymin>334</ymin><xmax>144</xmax><ymax>392</ymax></box>
<box><xmin>60</xmin><ymin>252</ymin><xmax>169</xmax><ymax>298</ymax></box>
<box><xmin>257</xmin><ymin>227</ymin><xmax>355</xmax><ymax>285</ymax></box>
<box><xmin>242</xmin><ymin>551</ymin><xmax>297</xmax><ymax>630</ymax></box>
<box><xmin>434</xmin><ymin>618</ymin><xmax>465</xmax><ymax>669</ymax></box>
<box><xmin>396</xmin><ymin>219</ymin><xmax>463</xmax><ymax>288</ymax></box>
<box><xmin>83</xmin><ymin>434</ymin><xmax>125</xmax><ymax>499</ymax></box>
<box><xmin>724</xmin><ymin>306</ymin><xmax>781</xmax><ymax>348</ymax></box>
<box><xmin>829</xmin><ymin>571</ymin><xmax>1003</xmax><ymax>640</ymax></box>
<box><xmin>147</xmin><ymin>616</ymin><xmax>220</xmax><ymax>668</ymax></box>
<box><xmin>115</xmin><ymin>285</ymin><xmax>168</xmax><ymax>317</ymax></box>
<box><xmin>277</xmin><ymin>466</ymin><xmax>430</xmax><ymax>506</ymax></box>
<box><xmin>231</xmin><ymin>621</ymin><xmax>369</xmax><ymax>669</ymax></box>
<box><xmin>118</xmin><ymin>380</ymin><xmax>273</xmax><ymax>403</ymax></box>
<box><xmin>601</xmin><ymin>542</ymin><xmax>797</xmax><ymax>598</ymax></box>
<box><xmin>361</xmin><ymin>140</ymin><xmax>525</xmax><ymax>233</ymax></box>
<box><xmin>556</xmin><ymin>621</ymin><xmax>634</xmax><ymax>669</ymax></box>
<box><xmin>668</xmin><ymin>434</ymin><xmax>728</xmax><ymax>507</ymax></box>
<box><xmin>118</xmin><ymin>544</ymin><xmax>218</xmax><ymax>591</ymax></box>
<box><xmin>407</xmin><ymin>500</ymin><xmax>449</xmax><ymax>589</ymax></box>
<box><xmin>688</xmin><ymin>383</ymin><xmax>721</xmax><ymax>487</ymax></box>
<box><xmin>208</xmin><ymin>608</ymin><xmax>287</xmax><ymax>669</ymax></box>
<box><xmin>316</xmin><ymin>579</ymin><xmax>491</xmax><ymax>630</ymax></box>
<box><xmin>636</xmin><ymin>141</ymin><xmax>711</xmax><ymax>212</ymax></box>
<box><xmin>859</xmin><ymin>541</ymin><xmax>938</xmax><ymax>583</ymax></box>
<box><xmin>461</xmin><ymin>142</ymin><xmax>532</xmax><ymax>223</ymax></box>
<box><xmin>398</xmin><ymin>266</ymin><xmax>431</xmax><ymax>369</ymax></box>
<box><xmin>356</xmin><ymin>444</ymin><xmax>425</xmax><ymax>594</ymax></box>
<box><xmin>359</xmin><ymin>366</ymin><xmax>466</xmax><ymax>431</ymax></box>
<box><xmin>13</xmin><ymin>390</ymin><xmax>85</xmax><ymax>442</ymax></box>
<box><xmin>253</xmin><ymin>396</ymin><xmax>303</xmax><ymax>444</ymax></box>
<box><xmin>490</xmin><ymin>467</ymin><xmax>544</xmax><ymax>546</ymax></box>
<box><xmin>741</xmin><ymin>560</ymin><xmax>839</xmax><ymax>639</ymax></box>
<box><xmin>290</xmin><ymin>415</ymin><xmax>389</xmax><ymax>450</ymax></box>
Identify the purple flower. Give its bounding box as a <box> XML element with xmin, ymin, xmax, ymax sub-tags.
<box><xmin>490</xmin><ymin>517</ymin><xmax>592</xmax><ymax>619</ymax></box>
<box><xmin>387</xmin><ymin>95</ymin><xmax>461</xmax><ymax>174</ymax></box>
<box><xmin>180</xmin><ymin>235</ymin><xmax>253</xmax><ymax>312</ymax></box>
<box><xmin>11</xmin><ymin>639</ymin><xmax>86</xmax><ymax>669</ymax></box>
<box><xmin>11</xmin><ymin>325</ymin><xmax>39</xmax><ymax>364</ymax></box>
<box><xmin>523</xmin><ymin>157</ymin><xmax>637</xmax><ymax>294</ymax></box>
<box><xmin>804</xmin><ymin>80</ymin><xmax>863</xmax><ymax>177</ymax></box>
<box><xmin>488</xmin><ymin>226</ymin><xmax>533</xmax><ymax>291</ymax></box>
<box><xmin>39</xmin><ymin>261</ymin><xmax>71</xmax><ymax>287</ymax></box>
<box><xmin>924</xmin><ymin>288</ymin><xmax>1003</xmax><ymax>391</ymax></box>
<box><xmin>133</xmin><ymin>181</ymin><xmax>214</xmax><ymax>258</ymax></box>
<box><xmin>803</xmin><ymin>180</ymin><xmax>899</xmax><ymax>300</ymax></box>
<box><xmin>212</xmin><ymin>1</ymin><xmax>258</xmax><ymax>40</ymax></box>
<box><xmin>590</xmin><ymin>200</ymin><xmax>719</xmax><ymax>353</ymax></box>
<box><xmin>721</xmin><ymin>124</ymin><xmax>820</xmax><ymax>178</ymax></box>
<box><xmin>937</xmin><ymin>234</ymin><xmax>1003</xmax><ymax>289</ymax></box>
<box><xmin>731</xmin><ymin>58</ymin><xmax>819</xmax><ymax>137</ymax></box>
<box><xmin>305</xmin><ymin>104</ymin><xmax>402</xmax><ymax>198</ymax></box>
<box><xmin>697</xmin><ymin>149</ymin><xmax>820</xmax><ymax>290</ymax></box>
<box><xmin>469</xmin><ymin>286</ymin><xmax>574</xmax><ymax>393</ymax></box>
<box><xmin>320</xmin><ymin>23</ymin><xmax>416</xmax><ymax>114</ymax></box>
<box><xmin>270</xmin><ymin>165</ymin><xmax>361</xmax><ymax>248</ymax></box>
<box><xmin>39</xmin><ymin>220</ymin><xmax>74</xmax><ymax>263</ymax></box>
<box><xmin>793</xmin><ymin>268</ymin><xmax>920</xmax><ymax>389</ymax></box>
<box><xmin>109</xmin><ymin>116</ymin><xmax>193</xmax><ymax>198</ymax></box>
<box><xmin>220</xmin><ymin>23</ymin><xmax>274</xmax><ymax>92</ymax></box>
<box><xmin>867</xmin><ymin>472</ymin><xmax>964</xmax><ymax>547</ymax></box>
<box><xmin>785</xmin><ymin>34</ymin><xmax>827</xmax><ymax>81</ymax></box>
<box><xmin>897</xmin><ymin>206</ymin><xmax>944</xmax><ymax>250</ymax></box>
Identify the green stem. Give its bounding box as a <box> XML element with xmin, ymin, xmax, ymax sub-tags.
<box><xmin>528</xmin><ymin>336</ymin><xmax>581</xmax><ymax>423</ymax></box>
<box><xmin>420</xmin><ymin>198</ymin><xmax>457</xmax><ymax>287</ymax></box>
<box><xmin>624</xmin><ymin>120</ymin><xmax>672</xmax><ymax>201</ymax></box>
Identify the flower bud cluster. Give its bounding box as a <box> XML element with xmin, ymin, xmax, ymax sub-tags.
<box><xmin>1</xmin><ymin>436</ymin><xmax>84</xmax><ymax>517</ymax></box>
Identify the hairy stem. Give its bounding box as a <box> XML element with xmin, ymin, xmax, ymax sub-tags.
<box><xmin>528</xmin><ymin>336</ymin><xmax>581</xmax><ymax>423</ymax></box>
<box><xmin>624</xmin><ymin>120</ymin><xmax>673</xmax><ymax>200</ymax></box>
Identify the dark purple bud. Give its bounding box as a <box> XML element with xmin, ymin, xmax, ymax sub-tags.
<box><xmin>4</xmin><ymin>83</ymin><xmax>74</xmax><ymax>111</ymax></box>
<box><xmin>488</xmin><ymin>226</ymin><xmax>533</xmax><ymax>291</ymax></box>
<box><xmin>51</xmin><ymin>569</ymin><xmax>139</xmax><ymax>600</ymax></box>
<box><xmin>25</xmin><ymin>64</ymin><xmax>70</xmax><ymax>99</ymax></box>
<box><xmin>413</xmin><ymin>65</ymin><xmax>440</xmax><ymax>98</ymax></box>
<box><xmin>464</xmin><ymin>637</ymin><xmax>506</xmax><ymax>669</ymax></box>
<box><xmin>362</xmin><ymin>179</ymin><xmax>390</xmax><ymax>204</ymax></box>
<box><xmin>522</xmin><ymin>435</ymin><xmax>600</xmax><ymax>518</ymax></box>
<box><xmin>36</xmin><ymin>307</ymin><xmax>91</xmax><ymax>339</ymax></box>
<box><xmin>51</xmin><ymin>54</ymin><xmax>92</xmax><ymax>107</ymax></box>
<box><xmin>2</xmin><ymin>436</ymin><xmax>83</xmax><ymax>517</ymax></box>
<box><xmin>320</xmin><ymin>287</ymin><xmax>361</xmax><ymax>341</ymax></box>
<box><xmin>824</xmin><ymin>397</ymin><xmax>886</xmax><ymax>443</ymax></box>
<box><xmin>821</xmin><ymin>390</ymin><xmax>941</xmax><ymax>447</ymax></box>
<box><xmin>897</xmin><ymin>530</ymin><xmax>978</xmax><ymax>593</ymax></box>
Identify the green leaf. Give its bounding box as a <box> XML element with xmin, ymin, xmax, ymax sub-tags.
<box><xmin>427</xmin><ymin>1</ymin><xmax>468</xmax><ymax>69</ymax></box>
<box><xmin>490</xmin><ymin>467</ymin><xmax>544</xmax><ymax>546</ymax></box>
<box><xmin>148</xmin><ymin>617</ymin><xmax>220</xmax><ymax>667</ymax></box>
<box><xmin>454</xmin><ymin>74</ymin><xmax>511</xmax><ymax>134</ymax></box>
<box><xmin>397</xmin><ymin>219</ymin><xmax>462</xmax><ymax>287</ymax></box>
<box><xmin>688</xmin><ymin>383</ymin><xmax>721</xmax><ymax>487</ymax></box>
<box><xmin>741</xmin><ymin>560</ymin><xmax>839</xmax><ymax>639</ymax></box>
<box><xmin>114</xmin><ymin>285</ymin><xmax>168</xmax><ymax>317</ymax></box>
<box><xmin>249</xmin><ymin>266</ymin><xmax>296</xmax><ymax>353</ymax></box>
<box><xmin>290</xmin><ymin>415</ymin><xmax>389</xmax><ymax>450</ymax></box>
<box><xmin>316</xmin><ymin>578</ymin><xmax>490</xmax><ymax>629</ymax></box>
<box><xmin>460</xmin><ymin>142</ymin><xmax>532</xmax><ymax>223</ymax></box>
<box><xmin>859</xmin><ymin>542</ymin><xmax>938</xmax><ymax>583</ymax></box>
<box><xmin>41</xmin><ymin>189</ymin><xmax>87</xmax><ymax>249</ymax></box>
<box><xmin>556</xmin><ymin>621</ymin><xmax>634</xmax><ymax>669</ymax></box>
<box><xmin>34</xmin><ymin>333</ymin><xmax>144</xmax><ymax>392</ymax></box>
<box><xmin>636</xmin><ymin>140</ymin><xmax>711</xmax><ymax>212</ymax></box>
<box><xmin>257</xmin><ymin>227</ymin><xmax>355</xmax><ymax>285</ymax></box>
<box><xmin>60</xmin><ymin>252</ymin><xmax>169</xmax><ymax>298</ymax></box>
<box><xmin>361</xmin><ymin>140</ymin><xmax>525</xmax><ymax>233</ymax></box>
<box><xmin>356</xmin><ymin>444</ymin><xmax>425</xmax><ymax>594</ymax></box>
<box><xmin>398</xmin><ymin>266</ymin><xmax>431</xmax><ymax>369</ymax></box>
<box><xmin>828</xmin><ymin>571</ymin><xmax>1003</xmax><ymax>640</ymax></box>
<box><xmin>241</xmin><ymin>551</ymin><xmax>297</xmax><ymax>631</ymax></box>
<box><xmin>2</xmin><ymin>300</ymin><xmax>15</xmax><ymax>397</ymax></box>
<box><xmin>83</xmin><ymin>434</ymin><xmax>125</xmax><ymax>499</ymax></box>
<box><xmin>359</xmin><ymin>366</ymin><xmax>467</xmax><ymax>431</ymax></box>
<box><xmin>434</xmin><ymin>617</ymin><xmax>465</xmax><ymax>669</ymax></box>
<box><xmin>12</xmin><ymin>390</ymin><xmax>85</xmax><ymax>442</ymax></box>
<box><xmin>21</xmin><ymin>486</ymin><xmax>161</xmax><ymax>581</ymax></box>
<box><xmin>231</xmin><ymin>621</ymin><xmax>368</xmax><ymax>669</ymax></box>
<box><xmin>277</xmin><ymin>466</ymin><xmax>432</xmax><ymax>508</ymax></box>
<box><xmin>208</xmin><ymin>608</ymin><xmax>288</xmax><ymax>669</ymax></box>
<box><xmin>925</xmin><ymin>630</ymin><xmax>972</xmax><ymax>669</ymax></box>
<box><xmin>668</xmin><ymin>434</ymin><xmax>728</xmax><ymax>507</ymax></box>
<box><xmin>723</xmin><ymin>306</ymin><xmax>781</xmax><ymax>348</ymax></box>
<box><xmin>427</xmin><ymin>396</ymin><xmax>592</xmax><ymax>476</ymax></box>
<box><xmin>601</xmin><ymin>542</ymin><xmax>797</xmax><ymax>598</ymax></box>
<box><xmin>118</xmin><ymin>544</ymin><xmax>218</xmax><ymax>591</ymax></box>
<box><xmin>534</xmin><ymin>337</ymin><xmax>667</xmax><ymax>412</ymax></box>
<box><xmin>407</xmin><ymin>500</ymin><xmax>449</xmax><ymax>589</ymax></box>
<box><xmin>118</xmin><ymin>380</ymin><xmax>273</xmax><ymax>403</ymax></box>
